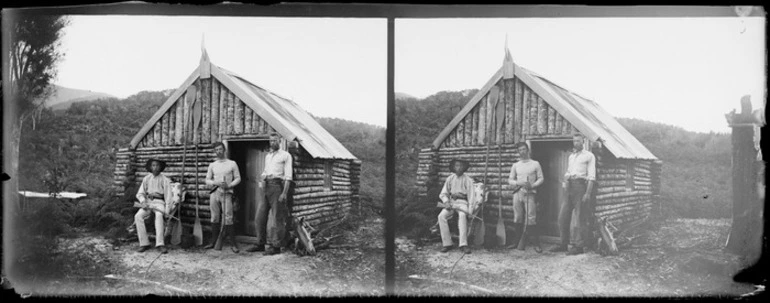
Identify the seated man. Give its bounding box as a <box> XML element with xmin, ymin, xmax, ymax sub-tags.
<box><xmin>437</xmin><ymin>159</ymin><xmax>475</xmax><ymax>254</ymax></box>
<box><xmin>134</xmin><ymin>159</ymin><xmax>172</xmax><ymax>254</ymax></box>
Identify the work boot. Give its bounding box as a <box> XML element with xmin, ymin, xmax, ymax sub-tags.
<box><xmin>549</xmin><ymin>244</ymin><xmax>568</xmax><ymax>253</ymax></box>
<box><xmin>157</xmin><ymin>245</ymin><xmax>169</xmax><ymax>254</ymax></box>
<box><xmin>517</xmin><ymin>229</ymin><xmax>527</xmax><ymax>251</ymax></box>
<box><xmin>567</xmin><ymin>246</ymin><xmax>584</xmax><ymax>255</ymax></box>
<box><xmin>529</xmin><ymin>225</ymin><xmax>542</xmax><ymax>253</ymax></box>
<box><xmin>246</xmin><ymin>244</ymin><xmax>265</xmax><ymax>252</ymax></box>
<box><xmin>440</xmin><ymin>245</ymin><xmax>453</xmax><ymax>253</ymax></box>
<box><xmin>227</xmin><ymin>225</ymin><xmax>240</xmax><ymax>253</ymax></box>
<box><xmin>263</xmin><ymin>246</ymin><xmax>281</xmax><ymax>256</ymax></box>
<box><xmin>460</xmin><ymin>246</ymin><xmax>472</xmax><ymax>254</ymax></box>
<box><xmin>137</xmin><ymin>245</ymin><xmax>152</xmax><ymax>253</ymax></box>
<box><xmin>204</xmin><ymin>223</ymin><xmax>220</xmax><ymax>249</ymax></box>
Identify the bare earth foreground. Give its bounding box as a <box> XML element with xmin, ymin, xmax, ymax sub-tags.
<box><xmin>11</xmin><ymin>217</ymin><xmax>385</xmax><ymax>296</ymax></box>
<box><xmin>395</xmin><ymin>218</ymin><xmax>762</xmax><ymax>297</ymax></box>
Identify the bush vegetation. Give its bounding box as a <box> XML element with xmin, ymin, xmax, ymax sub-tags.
<box><xmin>394</xmin><ymin>90</ymin><xmax>734</xmax><ymax>238</ymax></box>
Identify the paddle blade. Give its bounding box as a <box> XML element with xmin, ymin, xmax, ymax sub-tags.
<box><xmin>193</xmin><ymin>217</ymin><xmax>203</xmax><ymax>246</ymax></box>
<box><xmin>496</xmin><ymin>219</ymin><xmax>506</xmax><ymax>246</ymax></box>
<box><xmin>472</xmin><ymin>220</ymin><xmax>485</xmax><ymax>246</ymax></box>
<box><xmin>171</xmin><ymin>219</ymin><xmax>182</xmax><ymax>245</ymax></box>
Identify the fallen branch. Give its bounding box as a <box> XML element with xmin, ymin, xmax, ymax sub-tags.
<box><xmin>103</xmin><ymin>274</ymin><xmax>191</xmax><ymax>294</ymax></box>
<box><xmin>312</xmin><ymin>214</ymin><xmax>347</xmax><ymax>238</ymax></box>
<box><xmin>317</xmin><ymin>244</ymin><xmax>358</xmax><ymax>250</ymax></box>
<box><xmin>407</xmin><ymin>275</ymin><xmax>497</xmax><ymax>295</ymax></box>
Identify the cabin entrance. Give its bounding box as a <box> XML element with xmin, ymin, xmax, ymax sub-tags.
<box><xmin>228</xmin><ymin>140</ymin><xmax>270</xmax><ymax>237</ymax></box>
<box><xmin>530</xmin><ymin>140</ymin><xmax>573</xmax><ymax>238</ymax></box>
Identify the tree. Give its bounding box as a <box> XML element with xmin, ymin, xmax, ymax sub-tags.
<box><xmin>3</xmin><ymin>12</ymin><xmax>68</xmax><ymax>214</ymax></box>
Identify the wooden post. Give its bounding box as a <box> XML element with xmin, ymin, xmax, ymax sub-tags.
<box><xmin>175</xmin><ymin>94</ymin><xmax>183</xmax><ymax>145</ymax></box>
<box><xmin>211</xmin><ymin>80</ymin><xmax>220</xmax><ymax>143</ymax></box>
<box><xmin>201</xmin><ymin>78</ymin><xmax>211</xmax><ymax>144</ymax></box>
<box><xmin>724</xmin><ymin>95</ymin><xmax>762</xmax><ymax>263</ymax></box>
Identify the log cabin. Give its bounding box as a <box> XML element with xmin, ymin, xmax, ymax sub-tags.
<box><xmin>112</xmin><ymin>47</ymin><xmax>361</xmax><ymax>241</ymax></box>
<box><xmin>415</xmin><ymin>46</ymin><xmax>662</xmax><ymax>243</ymax></box>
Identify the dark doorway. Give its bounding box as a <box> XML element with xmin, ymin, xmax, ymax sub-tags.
<box><xmin>228</xmin><ymin>140</ymin><xmax>269</xmax><ymax>236</ymax></box>
<box><xmin>530</xmin><ymin>140</ymin><xmax>572</xmax><ymax>238</ymax></box>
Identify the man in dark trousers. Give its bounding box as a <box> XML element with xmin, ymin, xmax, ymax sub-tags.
<box><xmin>551</xmin><ymin>133</ymin><xmax>596</xmax><ymax>255</ymax></box>
<box><xmin>246</xmin><ymin>133</ymin><xmax>293</xmax><ymax>255</ymax></box>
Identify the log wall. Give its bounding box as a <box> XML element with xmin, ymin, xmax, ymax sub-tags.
<box><xmin>112</xmin><ymin>144</ymin><xmax>360</xmax><ymax>232</ymax></box>
<box><xmin>137</xmin><ymin>78</ymin><xmax>276</xmax><ymax>148</ymax></box>
<box><xmin>416</xmin><ymin>145</ymin><xmax>663</xmax><ymax>233</ymax></box>
<box><xmin>594</xmin><ymin>154</ymin><xmax>660</xmax><ymax>229</ymax></box>
<box><xmin>442</xmin><ymin>77</ymin><xmax>576</xmax><ymax>148</ymax></box>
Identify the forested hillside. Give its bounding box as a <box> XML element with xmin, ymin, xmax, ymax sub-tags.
<box><xmin>19</xmin><ymin>91</ymin><xmax>385</xmax><ymax>208</ymax></box>
<box><xmin>394</xmin><ymin>90</ymin><xmax>733</xmax><ymax>232</ymax></box>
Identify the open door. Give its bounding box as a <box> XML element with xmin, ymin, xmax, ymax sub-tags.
<box><xmin>229</xmin><ymin>140</ymin><xmax>269</xmax><ymax>236</ymax></box>
<box><xmin>531</xmin><ymin>140</ymin><xmax>572</xmax><ymax>238</ymax></box>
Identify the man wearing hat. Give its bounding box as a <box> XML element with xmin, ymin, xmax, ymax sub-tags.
<box><xmin>437</xmin><ymin>159</ymin><xmax>476</xmax><ymax>254</ymax></box>
<box><xmin>134</xmin><ymin>159</ymin><xmax>172</xmax><ymax>254</ymax></box>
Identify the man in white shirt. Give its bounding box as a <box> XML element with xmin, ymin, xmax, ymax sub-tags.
<box><xmin>550</xmin><ymin>133</ymin><xmax>596</xmax><ymax>255</ymax></box>
<box><xmin>246</xmin><ymin>133</ymin><xmax>293</xmax><ymax>256</ymax></box>
<box><xmin>134</xmin><ymin>159</ymin><xmax>172</xmax><ymax>254</ymax></box>
<box><xmin>204</xmin><ymin>142</ymin><xmax>242</xmax><ymax>252</ymax></box>
<box><xmin>508</xmin><ymin>142</ymin><xmax>544</xmax><ymax>252</ymax></box>
<box><xmin>437</xmin><ymin>159</ymin><xmax>475</xmax><ymax>254</ymax></box>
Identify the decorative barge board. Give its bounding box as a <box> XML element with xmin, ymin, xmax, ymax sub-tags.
<box><xmin>112</xmin><ymin>47</ymin><xmax>360</xmax><ymax>238</ymax></box>
<box><xmin>416</xmin><ymin>45</ymin><xmax>661</xmax><ymax>240</ymax></box>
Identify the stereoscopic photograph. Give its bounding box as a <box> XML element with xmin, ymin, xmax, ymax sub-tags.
<box><xmin>2</xmin><ymin>4</ymin><xmax>766</xmax><ymax>299</ymax></box>
<box><xmin>3</xmin><ymin>10</ymin><xmax>386</xmax><ymax>295</ymax></box>
<box><xmin>392</xmin><ymin>14</ymin><xmax>765</xmax><ymax>296</ymax></box>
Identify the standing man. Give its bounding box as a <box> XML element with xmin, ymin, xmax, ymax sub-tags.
<box><xmin>437</xmin><ymin>159</ymin><xmax>475</xmax><ymax>254</ymax></box>
<box><xmin>246</xmin><ymin>133</ymin><xmax>293</xmax><ymax>256</ymax></box>
<box><xmin>507</xmin><ymin>142</ymin><xmax>544</xmax><ymax>252</ymax></box>
<box><xmin>550</xmin><ymin>133</ymin><xmax>596</xmax><ymax>255</ymax></box>
<box><xmin>205</xmin><ymin>141</ymin><xmax>242</xmax><ymax>252</ymax></box>
<box><xmin>135</xmin><ymin>159</ymin><xmax>172</xmax><ymax>254</ymax></box>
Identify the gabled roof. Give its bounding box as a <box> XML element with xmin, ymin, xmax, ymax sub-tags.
<box><xmin>130</xmin><ymin>52</ymin><xmax>357</xmax><ymax>160</ymax></box>
<box><xmin>433</xmin><ymin>53</ymin><xmax>657</xmax><ymax>160</ymax></box>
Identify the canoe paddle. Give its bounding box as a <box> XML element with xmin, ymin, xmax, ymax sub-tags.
<box><xmin>172</xmin><ymin>85</ymin><xmax>197</xmax><ymax>246</ymax></box>
<box><xmin>192</xmin><ymin>86</ymin><xmax>203</xmax><ymax>246</ymax></box>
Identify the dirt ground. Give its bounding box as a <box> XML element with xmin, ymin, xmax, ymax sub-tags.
<box><xmin>12</xmin><ymin>216</ymin><xmax>385</xmax><ymax>296</ymax></box>
<box><xmin>394</xmin><ymin>218</ymin><xmax>761</xmax><ymax>297</ymax></box>
<box><xmin>9</xmin><ymin>217</ymin><xmax>762</xmax><ymax>297</ymax></box>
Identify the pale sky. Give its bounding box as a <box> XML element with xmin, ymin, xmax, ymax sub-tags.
<box><xmin>396</xmin><ymin>17</ymin><xmax>765</xmax><ymax>134</ymax></box>
<box><xmin>56</xmin><ymin>16</ymin><xmax>386</xmax><ymax>126</ymax></box>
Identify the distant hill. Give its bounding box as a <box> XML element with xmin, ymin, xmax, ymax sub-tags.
<box><xmin>46</xmin><ymin>85</ymin><xmax>118</xmax><ymax>110</ymax></box>
<box><xmin>395</xmin><ymin>92</ymin><xmax>418</xmax><ymax>100</ymax></box>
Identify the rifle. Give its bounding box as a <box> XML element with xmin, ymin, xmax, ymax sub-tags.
<box><xmin>435</xmin><ymin>201</ymin><xmax>483</xmax><ymax>221</ymax></box>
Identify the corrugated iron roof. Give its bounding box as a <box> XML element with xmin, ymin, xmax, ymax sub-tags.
<box><xmin>433</xmin><ymin>62</ymin><xmax>657</xmax><ymax>160</ymax></box>
<box><xmin>523</xmin><ymin>68</ymin><xmax>657</xmax><ymax>160</ymax></box>
<box><xmin>220</xmin><ymin>68</ymin><xmax>357</xmax><ymax>160</ymax></box>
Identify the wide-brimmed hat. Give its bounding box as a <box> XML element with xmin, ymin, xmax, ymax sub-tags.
<box><xmin>145</xmin><ymin>158</ymin><xmax>167</xmax><ymax>173</ymax></box>
<box><xmin>449</xmin><ymin>159</ymin><xmax>470</xmax><ymax>174</ymax></box>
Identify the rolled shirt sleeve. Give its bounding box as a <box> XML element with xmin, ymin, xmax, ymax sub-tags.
<box><xmin>508</xmin><ymin>163</ymin><xmax>517</xmax><ymax>186</ymax></box>
<box><xmin>439</xmin><ymin>176</ymin><xmax>452</xmax><ymax>203</ymax></box>
<box><xmin>586</xmin><ymin>153</ymin><xmax>596</xmax><ymax>181</ymax></box>
<box><xmin>283</xmin><ymin>152</ymin><xmax>293</xmax><ymax>181</ymax></box>
<box><xmin>136</xmin><ymin>175</ymin><xmax>148</xmax><ymax>204</ymax></box>
<box><xmin>532</xmin><ymin>162</ymin><xmax>544</xmax><ymax>188</ymax></box>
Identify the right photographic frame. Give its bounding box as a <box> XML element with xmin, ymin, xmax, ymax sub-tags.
<box><xmin>392</xmin><ymin>11</ymin><xmax>766</xmax><ymax>296</ymax></box>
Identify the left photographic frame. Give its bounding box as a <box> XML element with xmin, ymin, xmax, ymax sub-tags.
<box><xmin>2</xmin><ymin>6</ymin><xmax>387</xmax><ymax>296</ymax></box>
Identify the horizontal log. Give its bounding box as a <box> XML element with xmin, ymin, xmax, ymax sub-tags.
<box><xmin>596</xmin><ymin>190</ymin><xmax>652</xmax><ymax>200</ymax></box>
